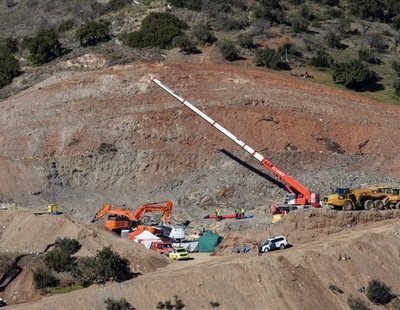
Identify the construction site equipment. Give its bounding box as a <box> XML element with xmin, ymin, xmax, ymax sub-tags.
<box><xmin>158</xmin><ymin>224</ymin><xmax>186</xmax><ymax>241</ymax></box>
<box><xmin>379</xmin><ymin>188</ymin><xmax>400</xmax><ymax>209</ymax></box>
<box><xmin>91</xmin><ymin>200</ymin><xmax>173</xmax><ymax>231</ymax></box>
<box><xmin>150</xmin><ymin>241</ymin><xmax>174</xmax><ymax>255</ymax></box>
<box><xmin>323</xmin><ymin>187</ymin><xmax>389</xmax><ymax>211</ymax></box>
<box><xmin>150</xmin><ymin>77</ymin><xmax>320</xmax><ymax>210</ymax></box>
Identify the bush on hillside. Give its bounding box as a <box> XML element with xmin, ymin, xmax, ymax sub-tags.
<box><xmin>218</xmin><ymin>40</ymin><xmax>239</xmax><ymax>61</ymax></box>
<box><xmin>254</xmin><ymin>48</ymin><xmax>289</xmax><ymax>70</ymax></box>
<box><xmin>166</xmin><ymin>0</ymin><xmax>202</xmax><ymax>11</ymax></box>
<box><xmin>332</xmin><ymin>59</ymin><xmax>373</xmax><ymax>89</ymax></box>
<box><xmin>0</xmin><ymin>37</ymin><xmax>18</xmax><ymax>54</ymax></box>
<box><xmin>33</xmin><ymin>266</ymin><xmax>59</xmax><ymax>290</ymax></box>
<box><xmin>156</xmin><ymin>296</ymin><xmax>185</xmax><ymax>310</ymax></box>
<box><xmin>26</xmin><ymin>29</ymin><xmax>63</xmax><ymax>65</ymax></box>
<box><xmin>74</xmin><ymin>247</ymin><xmax>130</xmax><ymax>286</ymax></box>
<box><xmin>58</xmin><ymin>19</ymin><xmax>75</xmax><ymax>33</ymax></box>
<box><xmin>55</xmin><ymin>238</ymin><xmax>81</xmax><ymax>255</ymax></box>
<box><xmin>347</xmin><ymin>295</ymin><xmax>370</xmax><ymax>310</ymax></box>
<box><xmin>104</xmin><ymin>297</ymin><xmax>135</xmax><ymax>310</ymax></box>
<box><xmin>106</xmin><ymin>0</ymin><xmax>133</xmax><ymax>12</ymax></box>
<box><xmin>290</xmin><ymin>16</ymin><xmax>309</xmax><ymax>33</ymax></box>
<box><xmin>367</xmin><ymin>279</ymin><xmax>393</xmax><ymax>304</ymax></box>
<box><xmin>358</xmin><ymin>48</ymin><xmax>380</xmax><ymax>64</ymax></box>
<box><xmin>76</xmin><ymin>20</ymin><xmax>110</xmax><ymax>47</ymax></box>
<box><xmin>45</xmin><ymin>248</ymin><xmax>76</xmax><ymax>272</ymax></box>
<box><xmin>393</xmin><ymin>79</ymin><xmax>400</xmax><ymax>96</ymax></box>
<box><xmin>237</xmin><ymin>34</ymin><xmax>255</xmax><ymax>49</ymax></box>
<box><xmin>348</xmin><ymin>0</ymin><xmax>384</xmax><ymax>21</ymax></box>
<box><xmin>310</xmin><ymin>49</ymin><xmax>332</xmax><ymax>67</ymax></box>
<box><xmin>126</xmin><ymin>13</ymin><xmax>187</xmax><ymax>49</ymax></box>
<box><xmin>193</xmin><ymin>23</ymin><xmax>216</xmax><ymax>44</ymax></box>
<box><xmin>0</xmin><ymin>51</ymin><xmax>20</xmax><ymax>88</ymax></box>
<box><xmin>172</xmin><ymin>36</ymin><xmax>197</xmax><ymax>54</ymax></box>
<box><xmin>325</xmin><ymin>31</ymin><xmax>342</xmax><ymax>48</ymax></box>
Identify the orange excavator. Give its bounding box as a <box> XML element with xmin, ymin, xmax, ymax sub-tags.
<box><xmin>91</xmin><ymin>200</ymin><xmax>173</xmax><ymax>232</ymax></box>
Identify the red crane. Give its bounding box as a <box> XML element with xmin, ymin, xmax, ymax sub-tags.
<box><xmin>149</xmin><ymin>77</ymin><xmax>320</xmax><ymax>209</ymax></box>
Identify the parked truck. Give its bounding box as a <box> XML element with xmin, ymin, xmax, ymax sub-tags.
<box><xmin>323</xmin><ymin>187</ymin><xmax>397</xmax><ymax>211</ymax></box>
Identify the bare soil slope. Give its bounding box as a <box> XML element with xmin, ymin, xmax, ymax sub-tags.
<box><xmin>7</xmin><ymin>210</ymin><xmax>400</xmax><ymax>310</ymax></box>
<box><xmin>1</xmin><ymin>61</ymin><xmax>400</xmax><ymax>222</ymax></box>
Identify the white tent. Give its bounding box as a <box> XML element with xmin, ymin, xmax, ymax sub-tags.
<box><xmin>133</xmin><ymin>230</ymin><xmax>160</xmax><ymax>249</ymax></box>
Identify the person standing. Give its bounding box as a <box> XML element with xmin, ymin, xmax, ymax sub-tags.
<box><xmin>240</xmin><ymin>207</ymin><xmax>245</xmax><ymax>219</ymax></box>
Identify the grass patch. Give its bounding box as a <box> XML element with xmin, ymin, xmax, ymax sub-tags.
<box><xmin>48</xmin><ymin>284</ymin><xmax>84</xmax><ymax>294</ymax></box>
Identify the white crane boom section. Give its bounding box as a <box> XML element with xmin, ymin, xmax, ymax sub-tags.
<box><xmin>150</xmin><ymin>77</ymin><xmax>270</xmax><ymax>165</ymax></box>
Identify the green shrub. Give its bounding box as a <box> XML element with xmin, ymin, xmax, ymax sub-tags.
<box><xmin>0</xmin><ymin>37</ymin><xmax>18</xmax><ymax>54</ymax></box>
<box><xmin>126</xmin><ymin>13</ymin><xmax>187</xmax><ymax>49</ymax></box>
<box><xmin>310</xmin><ymin>50</ymin><xmax>332</xmax><ymax>67</ymax></box>
<box><xmin>166</xmin><ymin>0</ymin><xmax>202</xmax><ymax>11</ymax></box>
<box><xmin>237</xmin><ymin>34</ymin><xmax>255</xmax><ymax>49</ymax></box>
<box><xmin>0</xmin><ymin>52</ymin><xmax>20</xmax><ymax>88</ymax></box>
<box><xmin>104</xmin><ymin>297</ymin><xmax>135</xmax><ymax>310</ymax></box>
<box><xmin>288</xmin><ymin>0</ymin><xmax>305</xmax><ymax>4</ymax></box>
<box><xmin>156</xmin><ymin>296</ymin><xmax>185</xmax><ymax>309</ymax></box>
<box><xmin>218</xmin><ymin>41</ymin><xmax>239</xmax><ymax>61</ymax></box>
<box><xmin>348</xmin><ymin>0</ymin><xmax>384</xmax><ymax>21</ymax></box>
<box><xmin>76</xmin><ymin>20</ymin><xmax>110</xmax><ymax>47</ymax></box>
<box><xmin>193</xmin><ymin>23</ymin><xmax>216</xmax><ymax>44</ymax></box>
<box><xmin>106</xmin><ymin>0</ymin><xmax>133</xmax><ymax>12</ymax></box>
<box><xmin>368</xmin><ymin>33</ymin><xmax>386</xmax><ymax>50</ymax></box>
<box><xmin>55</xmin><ymin>238</ymin><xmax>81</xmax><ymax>255</ymax></box>
<box><xmin>291</xmin><ymin>17</ymin><xmax>309</xmax><ymax>33</ymax></box>
<box><xmin>254</xmin><ymin>48</ymin><xmax>289</xmax><ymax>70</ymax></box>
<box><xmin>393</xmin><ymin>79</ymin><xmax>400</xmax><ymax>96</ymax></box>
<box><xmin>45</xmin><ymin>248</ymin><xmax>76</xmax><ymax>272</ymax></box>
<box><xmin>367</xmin><ymin>279</ymin><xmax>393</xmax><ymax>304</ymax></box>
<box><xmin>26</xmin><ymin>29</ymin><xmax>63</xmax><ymax>65</ymax></box>
<box><xmin>33</xmin><ymin>266</ymin><xmax>59</xmax><ymax>290</ymax></box>
<box><xmin>358</xmin><ymin>49</ymin><xmax>379</xmax><ymax>64</ymax></box>
<box><xmin>210</xmin><ymin>301</ymin><xmax>221</xmax><ymax>308</ymax></box>
<box><xmin>393</xmin><ymin>61</ymin><xmax>400</xmax><ymax>76</ymax></box>
<box><xmin>172</xmin><ymin>36</ymin><xmax>197</xmax><ymax>54</ymax></box>
<box><xmin>325</xmin><ymin>31</ymin><xmax>341</xmax><ymax>48</ymax></box>
<box><xmin>74</xmin><ymin>247</ymin><xmax>130</xmax><ymax>286</ymax></box>
<box><xmin>73</xmin><ymin>256</ymin><xmax>98</xmax><ymax>287</ymax></box>
<box><xmin>216</xmin><ymin>17</ymin><xmax>247</xmax><ymax>32</ymax></box>
<box><xmin>347</xmin><ymin>295</ymin><xmax>370</xmax><ymax>310</ymax></box>
<box><xmin>332</xmin><ymin>59</ymin><xmax>370</xmax><ymax>89</ymax></box>
<box><xmin>58</xmin><ymin>19</ymin><xmax>75</xmax><ymax>33</ymax></box>
<box><xmin>392</xmin><ymin>16</ymin><xmax>400</xmax><ymax>30</ymax></box>
<box><xmin>325</xmin><ymin>7</ymin><xmax>343</xmax><ymax>18</ymax></box>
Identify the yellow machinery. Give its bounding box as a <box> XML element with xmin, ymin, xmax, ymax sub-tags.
<box><xmin>323</xmin><ymin>187</ymin><xmax>388</xmax><ymax>211</ymax></box>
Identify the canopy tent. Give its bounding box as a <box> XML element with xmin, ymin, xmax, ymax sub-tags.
<box><xmin>133</xmin><ymin>230</ymin><xmax>160</xmax><ymax>249</ymax></box>
<box><xmin>198</xmin><ymin>231</ymin><xmax>223</xmax><ymax>253</ymax></box>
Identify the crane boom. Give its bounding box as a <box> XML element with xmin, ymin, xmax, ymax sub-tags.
<box><xmin>150</xmin><ymin>77</ymin><xmax>318</xmax><ymax>206</ymax></box>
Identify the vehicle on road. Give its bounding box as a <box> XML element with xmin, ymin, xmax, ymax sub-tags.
<box><xmin>169</xmin><ymin>247</ymin><xmax>190</xmax><ymax>260</ymax></box>
<box><xmin>259</xmin><ymin>236</ymin><xmax>289</xmax><ymax>253</ymax></box>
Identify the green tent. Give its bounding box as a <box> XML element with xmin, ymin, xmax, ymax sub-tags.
<box><xmin>198</xmin><ymin>231</ymin><xmax>223</xmax><ymax>253</ymax></box>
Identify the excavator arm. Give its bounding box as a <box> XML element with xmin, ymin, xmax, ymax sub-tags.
<box><xmin>132</xmin><ymin>200</ymin><xmax>173</xmax><ymax>224</ymax></box>
<box><xmin>150</xmin><ymin>77</ymin><xmax>319</xmax><ymax>206</ymax></box>
<box><xmin>91</xmin><ymin>204</ymin><xmax>131</xmax><ymax>222</ymax></box>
